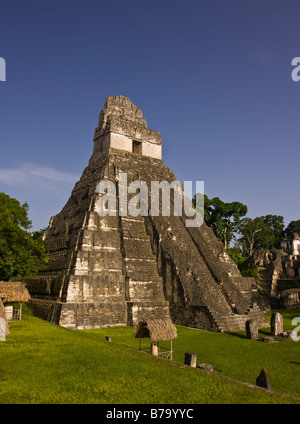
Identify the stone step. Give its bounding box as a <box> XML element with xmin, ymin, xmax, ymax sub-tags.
<box><xmin>127</xmin><ymin>300</ymin><xmax>170</xmax><ymax>326</ymax></box>
<box><xmin>91</xmin><ymin>230</ymin><xmax>121</xmax><ymax>249</ymax></box>
<box><xmin>211</xmin><ymin>304</ymin><xmax>268</xmax><ymax>331</ymax></box>
<box><xmin>119</xmin><ymin>213</ymin><xmax>166</xmax><ymax>304</ymax></box>
<box><xmin>128</xmin><ymin>280</ymin><xmax>165</xmax><ymax>301</ymax></box>
<box><xmin>124</xmin><ymin>259</ymin><xmax>161</xmax><ymax>281</ymax></box>
<box><xmin>121</xmin><ymin>218</ymin><xmax>150</xmax><ymax>238</ymax></box>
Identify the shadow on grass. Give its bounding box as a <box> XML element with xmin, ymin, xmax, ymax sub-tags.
<box><xmin>259</xmin><ymin>329</ymin><xmax>271</xmax><ymax>335</ymax></box>
<box><xmin>225</xmin><ymin>327</ymin><xmax>271</xmax><ymax>340</ymax></box>
<box><xmin>224</xmin><ymin>331</ymin><xmax>247</xmax><ymax>339</ymax></box>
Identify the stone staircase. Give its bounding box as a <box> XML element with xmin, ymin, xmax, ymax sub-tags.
<box><xmin>119</xmin><ymin>215</ymin><xmax>170</xmax><ymax>325</ymax></box>
<box><xmin>211</xmin><ymin>303</ymin><xmax>269</xmax><ymax>332</ymax></box>
<box><xmin>257</xmin><ymin>265</ymin><xmax>274</xmax><ymax>295</ymax></box>
<box><xmin>256</xmin><ymin>255</ymin><xmax>300</xmax><ymax>296</ymax></box>
<box><xmin>116</xmin><ymin>166</ymin><xmax>170</xmax><ymax>325</ymax></box>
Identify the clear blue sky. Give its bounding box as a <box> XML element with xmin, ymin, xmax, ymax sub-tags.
<box><xmin>1</xmin><ymin>0</ymin><xmax>300</xmax><ymax>231</ymax></box>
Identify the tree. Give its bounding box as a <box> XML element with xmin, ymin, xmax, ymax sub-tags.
<box><xmin>193</xmin><ymin>194</ymin><xmax>248</xmax><ymax>249</ymax></box>
<box><xmin>285</xmin><ymin>220</ymin><xmax>300</xmax><ymax>238</ymax></box>
<box><xmin>237</xmin><ymin>214</ymin><xmax>285</xmax><ymax>256</ymax></box>
<box><xmin>0</xmin><ymin>193</ymin><xmax>48</xmax><ymax>281</ymax></box>
<box><xmin>237</xmin><ymin>217</ymin><xmax>266</xmax><ymax>257</ymax></box>
<box><xmin>261</xmin><ymin>215</ymin><xmax>285</xmax><ymax>248</ymax></box>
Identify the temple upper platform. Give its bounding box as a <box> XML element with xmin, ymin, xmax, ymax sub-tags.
<box><xmin>93</xmin><ymin>95</ymin><xmax>162</xmax><ymax>160</ymax></box>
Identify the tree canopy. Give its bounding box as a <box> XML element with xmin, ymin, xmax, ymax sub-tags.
<box><xmin>193</xmin><ymin>194</ymin><xmax>247</xmax><ymax>250</ymax></box>
<box><xmin>193</xmin><ymin>193</ymin><xmax>291</xmax><ymax>258</ymax></box>
<box><xmin>285</xmin><ymin>220</ymin><xmax>300</xmax><ymax>238</ymax></box>
<box><xmin>235</xmin><ymin>214</ymin><xmax>285</xmax><ymax>256</ymax></box>
<box><xmin>0</xmin><ymin>193</ymin><xmax>48</xmax><ymax>281</ymax></box>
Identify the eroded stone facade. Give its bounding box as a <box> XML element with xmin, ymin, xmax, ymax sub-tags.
<box><xmin>25</xmin><ymin>96</ymin><xmax>267</xmax><ymax>331</ymax></box>
<box><xmin>93</xmin><ymin>95</ymin><xmax>162</xmax><ymax>160</ymax></box>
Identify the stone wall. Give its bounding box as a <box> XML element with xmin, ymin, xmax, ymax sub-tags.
<box><xmin>249</xmin><ymin>248</ymin><xmax>300</xmax><ymax>302</ymax></box>
<box><xmin>279</xmin><ymin>289</ymin><xmax>300</xmax><ymax>309</ymax></box>
<box><xmin>93</xmin><ymin>96</ymin><xmax>162</xmax><ymax>160</ymax></box>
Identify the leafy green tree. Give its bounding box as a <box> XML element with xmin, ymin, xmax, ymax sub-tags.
<box><xmin>236</xmin><ymin>217</ymin><xmax>265</xmax><ymax>257</ymax></box>
<box><xmin>0</xmin><ymin>193</ymin><xmax>48</xmax><ymax>281</ymax></box>
<box><xmin>237</xmin><ymin>214</ymin><xmax>284</xmax><ymax>257</ymax></box>
<box><xmin>193</xmin><ymin>195</ymin><xmax>247</xmax><ymax>250</ymax></box>
<box><xmin>285</xmin><ymin>220</ymin><xmax>300</xmax><ymax>238</ymax></box>
<box><xmin>226</xmin><ymin>247</ymin><xmax>246</xmax><ymax>267</ymax></box>
<box><xmin>261</xmin><ymin>215</ymin><xmax>285</xmax><ymax>248</ymax></box>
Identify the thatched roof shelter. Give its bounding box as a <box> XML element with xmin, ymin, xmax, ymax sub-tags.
<box><xmin>134</xmin><ymin>317</ymin><xmax>178</xmax><ymax>342</ymax></box>
<box><xmin>0</xmin><ymin>281</ymin><xmax>30</xmax><ymax>303</ymax></box>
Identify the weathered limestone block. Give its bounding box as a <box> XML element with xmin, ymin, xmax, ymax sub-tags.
<box><xmin>150</xmin><ymin>343</ymin><xmax>158</xmax><ymax>356</ymax></box>
<box><xmin>59</xmin><ymin>301</ymin><xmax>127</xmax><ymax>330</ymax></box>
<box><xmin>93</xmin><ymin>95</ymin><xmax>162</xmax><ymax>159</ymax></box>
<box><xmin>279</xmin><ymin>290</ymin><xmax>300</xmax><ymax>309</ymax></box>
<box><xmin>245</xmin><ymin>319</ymin><xmax>258</xmax><ymax>340</ymax></box>
<box><xmin>271</xmin><ymin>312</ymin><xmax>283</xmax><ymax>336</ymax></box>
<box><xmin>198</xmin><ymin>364</ymin><xmax>214</xmax><ymax>373</ymax></box>
<box><xmin>184</xmin><ymin>351</ymin><xmax>197</xmax><ymax>368</ymax></box>
<box><xmin>127</xmin><ymin>301</ymin><xmax>170</xmax><ymax>326</ymax></box>
<box><xmin>256</xmin><ymin>368</ymin><xmax>272</xmax><ymax>390</ymax></box>
<box><xmin>262</xmin><ymin>336</ymin><xmax>276</xmax><ymax>343</ymax></box>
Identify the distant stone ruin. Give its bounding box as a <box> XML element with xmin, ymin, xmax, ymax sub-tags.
<box><xmin>281</xmin><ymin>233</ymin><xmax>300</xmax><ymax>257</ymax></box>
<box><xmin>25</xmin><ymin>95</ymin><xmax>267</xmax><ymax>331</ymax></box>
<box><xmin>248</xmin><ymin>234</ymin><xmax>300</xmax><ymax>308</ymax></box>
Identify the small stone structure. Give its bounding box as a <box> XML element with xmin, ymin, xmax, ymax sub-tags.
<box><xmin>261</xmin><ymin>336</ymin><xmax>276</xmax><ymax>343</ymax></box>
<box><xmin>245</xmin><ymin>319</ymin><xmax>258</xmax><ymax>340</ymax></box>
<box><xmin>256</xmin><ymin>368</ymin><xmax>272</xmax><ymax>390</ymax></box>
<box><xmin>279</xmin><ymin>289</ymin><xmax>300</xmax><ymax>309</ymax></box>
<box><xmin>93</xmin><ymin>96</ymin><xmax>162</xmax><ymax>160</ymax></box>
<box><xmin>24</xmin><ymin>95</ymin><xmax>268</xmax><ymax>332</ymax></box>
<box><xmin>281</xmin><ymin>233</ymin><xmax>300</xmax><ymax>257</ymax></box>
<box><xmin>150</xmin><ymin>343</ymin><xmax>159</xmax><ymax>356</ymax></box>
<box><xmin>184</xmin><ymin>351</ymin><xmax>197</xmax><ymax>368</ymax></box>
<box><xmin>270</xmin><ymin>312</ymin><xmax>283</xmax><ymax>337</ymax></box>
<box><xmin>249</xmin><ymin>246</ymin><xmax>300</xmax><ymax>308</ymax></box>
<box><xmin>198</xmin><ymin>364</ymin><xmax>214</xmax><ymax>373</ymax></box>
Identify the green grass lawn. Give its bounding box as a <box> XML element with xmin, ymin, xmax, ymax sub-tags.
<box><xmin>0</xmin><ymin>308</ymin><xmax>299</xmax><ymax>404</ymax></box>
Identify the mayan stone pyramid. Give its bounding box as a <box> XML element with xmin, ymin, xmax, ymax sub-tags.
<box><xmin>25</xmin><ymin>95</ymin><xmax>268</xmax><ymax>331</ymax></box>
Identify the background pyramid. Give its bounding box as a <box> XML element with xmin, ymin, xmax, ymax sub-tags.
<box><xmin>25</xmin><ymin>96</ymin><xmax>268</xmax><ymax>331</ymax></box>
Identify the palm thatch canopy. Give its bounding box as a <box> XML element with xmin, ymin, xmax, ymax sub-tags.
<box><xmin>0</xmin><ymin>281</ymin><xmax>30</xmax><ymax>303</ymax></box>
<box><xmin>134</xmin><ymin>318</ymin><xmax>178</xmax><ymax>342</ymax></box>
